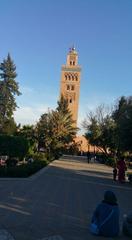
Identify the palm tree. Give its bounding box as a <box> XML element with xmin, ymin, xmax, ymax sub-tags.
<box><xmin>36</xmin><ymin>96</ymin><xmax>78</xmax><ymax>159</ymax></box>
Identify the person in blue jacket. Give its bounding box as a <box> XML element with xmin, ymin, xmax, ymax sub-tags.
<box><xmin>90</xmin><ymin>190</ymin><xmax>120</xmax><ymax>237</ymax></box>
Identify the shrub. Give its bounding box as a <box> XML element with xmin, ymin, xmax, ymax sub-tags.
<box><xmin>105</xmin><ymin>157</ymin><xmax>115</xmax><ymax>167</ymax></box>
<box><xmin>31</xmin><ymin>152</ymin><xmax>47</xmax><ymax>161</ymax></box>
<box><xmin>6</xmin><ymin>158</ymin><xmax>18</xmax><ymax>167</ymax></box>
<box><xmin>0</xmin><ymin>135</ymin><xmax>29</xmax><ymax>160</ymax></box>
<box><xmin>96</xmin><ymin>153</ymin><xmax>106</xmax><ymax>164</ymax></box>
<box><xmin>51</xmin><ymin>150</ymin><xmax>62</xmax><ymax>160</ymax></box>
<box><xmin>0</xmin><ymin>160</ymin><xmax>48</xmax><ymax>177</ymax></box>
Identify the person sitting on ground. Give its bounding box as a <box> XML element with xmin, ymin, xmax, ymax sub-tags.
<box><xmin>123</xmin><ymin>213</ymin><xmax>132</xmax><ymax>237</ymax></box>
<box><xmin>90</xmin><ymin>190</ymin><xmax>120</xmax><ymax>237</ymax></box>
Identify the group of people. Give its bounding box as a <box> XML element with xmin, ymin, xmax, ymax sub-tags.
<box><xmin>89</xmin><ymin>156</ymin><xmax>131</xmax><ymax>237</ymax></box>
<box><xmin>87</xmin><ymin>154</ymin><xmax>131</xmax><ymax>237</ymax></box>
<box><xmin>90</xmin><ymin>190</ymin><xmax>132</xmax><ymax>237</ymax></box>
<box><xmin>113</xmin><ymin>156</ymin><xmax>127</xmax><ymax>183</ymax></box>
<box><xmin>87</xmin><ymin>153</ymin><xmax>128</xmax><ymax>183</ymax></box>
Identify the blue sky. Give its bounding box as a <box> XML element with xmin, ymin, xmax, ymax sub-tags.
<box><xmin>0</xmin><ymin>0</ymin><xmax>132</xmax><ymax>128</ymax></box>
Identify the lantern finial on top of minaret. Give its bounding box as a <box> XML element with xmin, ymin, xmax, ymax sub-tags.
<box><xmin>69</xmin><ymin>45</ymin><xmax>77</xmax><ymax>54</ymax></box>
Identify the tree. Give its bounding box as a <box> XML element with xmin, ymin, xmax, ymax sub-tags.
<box><xmin>112</xmin><ymin>96</ymin><xmax>132</xmax><ymax>153</ymax></box>
<box><xmin>36</xmin><ymin>111</ymin><xmax>60</xmax><ymax>159</ymax></box>
<box><xmin>36</xmin><ymin>95</ymin><xmax>78</xmax><ymax>159</ymax></box>
<box><xmin>16</xmin><ymin>124</ymin><xmax>36</xmax><ymax>147</ymax></box>
<box><xmin>0</xmin><ymin>53</ymin><xmax>21</xmax><ymax>133</ymax></box>
<box><xmin>83</xmin><ymin>104</ymin><xmax>116</xmax><ymax>155</ymax></box>
<box><xmin>0</xmin><ymin>135</ymin><xmax>29</xmax><ymax>160</ymax></box>
<box><xmin>83</xmin><ymin>97</ymin><xmax>132</xmax><ymax>157</ymax></box>
<box><xmin>56</xmin><ymin>94</ymin><xmax>70</xmax><ymax>115</ymax></box>
<box><xmin>15</xmin><ymin>124</ymin><xmax>37</xmax><ymax>156</ymax></box>
<box><xmin>1</xmin><ymin>118</ymin><xmax>17</xmax><ymax>135</ymax></box>
<box><xmin>56</xmin><ymin>95</ymin><xmax>78</xmax><ymax>143</ymax></box>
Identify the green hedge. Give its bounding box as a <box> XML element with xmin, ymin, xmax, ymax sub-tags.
<box><xmin>0</xmin><ymin>135</ymin><xmax>29</xmax><ymax>160</ymax></box>
<box><xmin>0</xmin><ymin>160</ymin><xmax>48</xmax><ymax>177</ymax></box>
<box><xmin>105</xmin><ymin>157</ymin><xmax>116</xmax><ymax>167</ymax></box>
<box><xmin>31</xmin><ymin>152</ymin><xmax>47</xmax><ymax>161</ymax></box>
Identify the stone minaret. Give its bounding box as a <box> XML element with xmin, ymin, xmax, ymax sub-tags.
<box><xmin>60</xmin><ymin>47</ymin><xmax>81</xmax><ymax>127</ymax></box>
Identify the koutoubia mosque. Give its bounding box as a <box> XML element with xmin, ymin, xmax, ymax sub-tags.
<box><xmin>60</xmin><ymin>46</ymin><xmax>81</xmax><ymax>127</ymax></box>
<box><xmin>59</xmin><ymin>47</ymin><xmax>98</xmax><ymax>153</ymax></box>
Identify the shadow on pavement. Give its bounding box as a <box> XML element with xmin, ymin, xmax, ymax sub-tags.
<box><xmin>46</xmin><ymin>164</ymin><xmax>131</xmax><ymax>190</ymax></box>
<box><xmin>0</xmin><ymin>158</ymin><xmax>131</xmax><ymax>240</ymax></box>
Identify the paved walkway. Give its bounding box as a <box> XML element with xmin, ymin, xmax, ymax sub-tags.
<box><xmin>0</xmin><ymin>156</ymin><xmax>131</xmax><ymax>240</ymax></box>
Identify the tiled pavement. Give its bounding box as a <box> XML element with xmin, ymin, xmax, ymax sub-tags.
<box><xmin>0</xmin><ymin>156</ymin><xmax>131</xmax><ymax>240</ymax></box>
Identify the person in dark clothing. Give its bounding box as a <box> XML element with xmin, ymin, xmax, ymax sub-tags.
<box><xmin>87</xmin><ymin>151</ymin><xmax>91</xmax><ymax>163</ymax></box>
<box><xmin>90</xmin><ymin>191</ymin><xmax>120</xmax><ymax>237</ymax></box>
<box><xmin>113</xmin><ymin>166</ymin><xmax>118</xmax><ymax>181</ymax></box>
<box><xmin>117</xmin><ymin>157</ymin><xmax>127</xmax><ymax>183</ymax></box>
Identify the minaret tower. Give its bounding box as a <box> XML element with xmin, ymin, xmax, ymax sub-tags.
<box><xmin>60</xmin><ymin>47</ymin><xmax>81</xmax><ymax>127</ymax></box>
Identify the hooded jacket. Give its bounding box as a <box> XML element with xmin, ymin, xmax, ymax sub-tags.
<box><xmin>91</xmin><ymin>191</ymin><xmax>120</xmax><ymax>237</ymax></box>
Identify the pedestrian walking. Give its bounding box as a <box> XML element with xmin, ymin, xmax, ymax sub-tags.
<box><xmin>87</xmin><ymin>151</ymin><xmax>91</xmax><ymax>163</ymax></box>
<box><xmin>113</xmin><ymin>165</ymin><xmax>117</xmax><ymax>181</ymax></box>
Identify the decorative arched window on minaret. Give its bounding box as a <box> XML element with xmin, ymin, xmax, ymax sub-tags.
<box><xmin>60</xmin><ymin>46</ymin><xmax>81</xmax><ymax>127</ymax></box>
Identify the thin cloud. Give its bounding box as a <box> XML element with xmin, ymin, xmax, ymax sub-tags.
<box><xmin>20</xmin><ymin>86</ymin><xmax>35</xmax><ymax>95</ymax></box>
<box><xmin>14</xmin><ymin>104</ymin><xmax>48</xmax><ymax>125</ymax></box>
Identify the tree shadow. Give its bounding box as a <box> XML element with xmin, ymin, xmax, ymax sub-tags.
<box><xmin>46</xmin><ymin>163</ymin><xmax>131</xmax><ymax>189</ymax></box>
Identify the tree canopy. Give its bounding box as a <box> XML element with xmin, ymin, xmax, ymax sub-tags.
<box><xmin>113</xmin><ymin>96</ymin><xmax>132</xmax><ymax>153</ymax></box>
<box><xmin>36</xmin><ymin>95</ymin><xmax>78</xmax><ymax>159</ymax></box>
<box><xmin>83</xmin><ymin>97</ymin><xmax>132</xmax><ymax>156</ymax></box>
<box><xmin>0</xmin><ymin>53</ymin><xmax>21</xmax><ymax>134</ymax></box>
<box><xmin>83</xmin><ymin>105</ymin><xmax>115</xmax><ymax>154</ymax></box>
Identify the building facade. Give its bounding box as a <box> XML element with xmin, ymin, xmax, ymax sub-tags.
<box><xmin>60</xmin><ymin>47</ymin><xmax>81</xmax><ymax>127</ymax></box>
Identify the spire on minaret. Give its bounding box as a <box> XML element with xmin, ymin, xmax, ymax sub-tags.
<box><xmin>69</xmin><ymin>45</ymin><xmax>77</xmax><ymax>54</ymax></box>
<box><xmin>71</xmin><ymin>44</ymin><xmax>75</xmax><ymax>51</ymax></box>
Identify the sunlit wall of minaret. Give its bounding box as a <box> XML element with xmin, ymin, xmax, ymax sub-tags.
<box><xmin>60</xmin><ymin>47</ymin><xmax>81</xmax><ymax>127</ymax></box>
